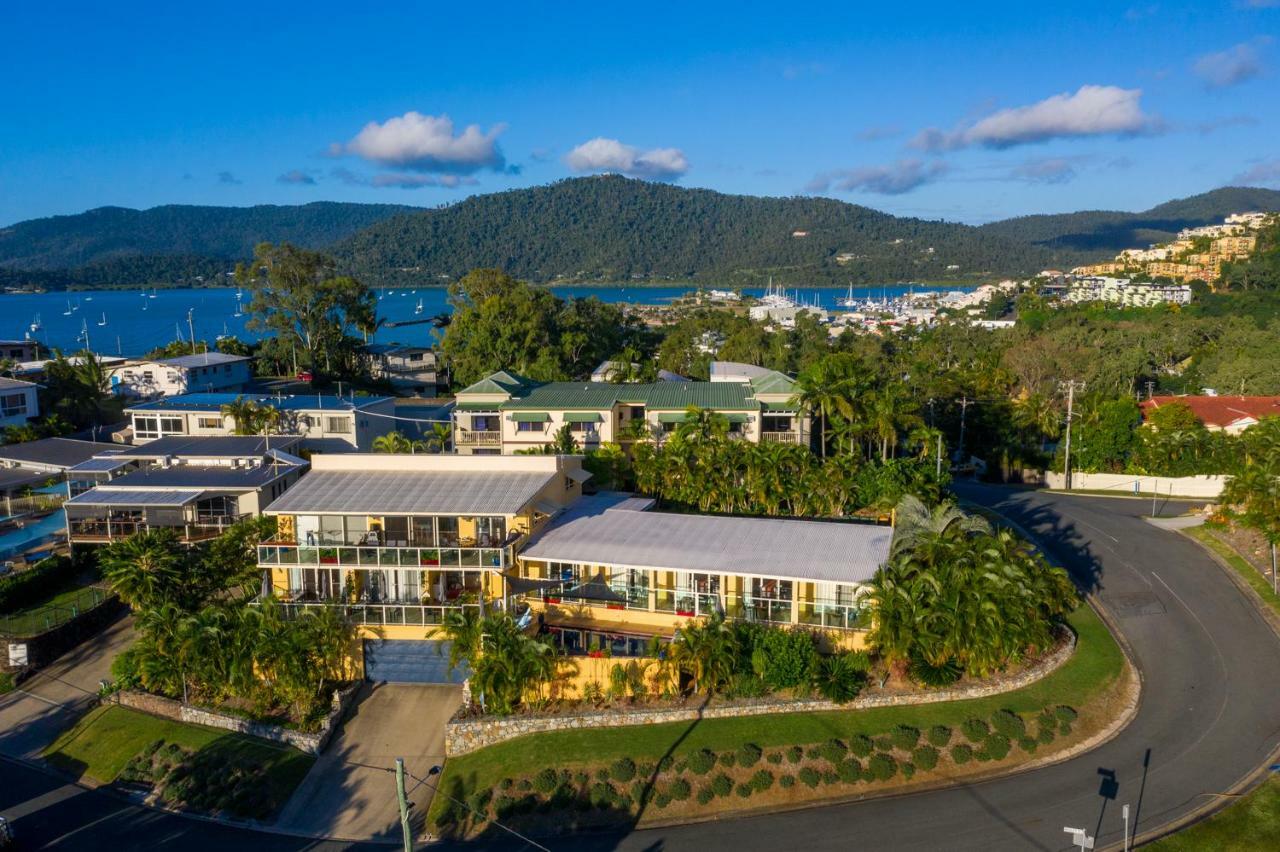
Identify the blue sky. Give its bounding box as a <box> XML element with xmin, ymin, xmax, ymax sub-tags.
<box><xmin>1</xmin><ymin>1</ymin><xmax>1277</xmax><ymax>227</ymax></box>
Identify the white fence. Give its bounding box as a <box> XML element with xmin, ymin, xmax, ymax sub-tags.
<box><xmin>1045</xmin><ymin>472</ymin><xmax>1226</xmax><ymax>499</ymax></box>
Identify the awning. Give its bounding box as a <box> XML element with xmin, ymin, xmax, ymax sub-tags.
<box><xmin>566</xmin><ymin>468</ymin><xmax>593</xmax><ymax>484</ymax></box>
<box><xmin>762</xmin><ymin>402</ymin><xmax>797</xmax><ymax>412</ymax></box>
<box><xmin>723</xmin><ymin>413</ymin><xmax>751</xmax><ymax>424</ymax></box>
<box><xmin>511</xmin><ymin>412</ymin><xmax>551</xmax><ymax>423</ymax></box>
<box><xmin>533</xmin><ymin>499</ymin><xmax>562</xmax><ymax>515</ymax></box>
<box><xmin>499</xmin><ymin>572</ymin><xmax>564</xmax><ymax>595</ymax></box>
<box><xmin>656</xmin><ymin>412</ymin><xmax>687</xmax><ymax>424</ymax></box>
<box><xmin>561</xmin><ymin>573</ymin><xmax>627</xmax><ymax>603</ymax></box>
<box><xmin>563</xmin><ymin>412</ymin><xmax>603</xmax><ymax>423</ymax></box>
<box><xmin>67</xmin><ymin>488</ymin><xmax>202</xmax><ymax>508</ymax></box>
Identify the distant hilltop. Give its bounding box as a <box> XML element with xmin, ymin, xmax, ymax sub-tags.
<box><xmin>2</xmin><ymin>177</ymin><xmax>1279</xmax><ymax>290</ymax></box>
<box><xmin>1070</xmin><ymin>211</ymin><xmax>1276</xmax><ymax>284</ymax></box>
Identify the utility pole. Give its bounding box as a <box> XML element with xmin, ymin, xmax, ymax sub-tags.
<box><xmin>187</xmin><ymin>308</ymin><xmax>197</xmax><ymax>356</ymax></box>
<box><xmin>1144</xmin><ymin>380</ymin><xmax>1155</xmax><ymax>400</ymax></box>
<box><xmin>936</xmin><ymin>433</ymin><xmax>943</xmax><ymax>479</ymax></box>
<box><xmin>395</xmin><ymin>757</ymin><xmax>413</xmax><ymax>852</ymax></box>
<box><xmin>1059</xmin><ymin>380</ymin><xmax>1084</xmax><ymax>490</ymax></box>
<box><xmin>957</xmin><ymin>397</ymin><xmax>971</xmax><ymax>464</ymax></box>
<box><xmin>1272</xmin><ymin>541</ymin><xmax>1277</xmax><ymax>597</ymax></box>
<box><xmin>1122</xmin><ymin>803</ymin><xmax>1131</xmax><ymax>852</ymax></box>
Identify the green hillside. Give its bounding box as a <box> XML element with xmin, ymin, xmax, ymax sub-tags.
<box><xmin>979</xmin><ymin>187</ymin><xmax>1280</xmax><ymax>254</ymax></box>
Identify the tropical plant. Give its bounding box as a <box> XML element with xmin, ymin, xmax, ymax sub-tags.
<box><xmin>372</xmin><ymin>431</ymin><xmax>415</xmax><ymax>453</ymax></box>
<box><xmin>667</xmin><ymin>614</ymin><xmax>736</xmax><ymax>694</ymax></box>
<box><xmin>811</xmin><ymin>651</ymin><xmax>870</xmax><ymax>703</ymax></box>
<box><xmin>441</xmin><ymin>609</ymin><xmax>558</xmax><ymax>715</ymax></box>
<box><xmin>101</xmin><ymin>529</ymin><xmax>187</xmax><ymax>611</ymax></box>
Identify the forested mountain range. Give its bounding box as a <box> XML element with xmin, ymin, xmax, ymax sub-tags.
<box><xmin>978</xmin><ymin>187</ymin><xmax>1280</xmax><ymax>253</ymax></box>
<box><xmin>2</xmin><ymin>178</ymin><xmax>1277</xmax><ymax>289</ymax></box>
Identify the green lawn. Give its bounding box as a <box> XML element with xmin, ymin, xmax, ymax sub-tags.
<box><xmin>1147</xmin><ymin>776</ymin><xmax>1280</xmax><ymax>851</ymax></box>
<box><xmin>430</xmin><ymin>604</ymin><xmax>1124</xmax><ymax>826</ymax></box>
<box><xmin>44</xmin><ymin>705</ymin><xmax>313</xmax><ymax>813</ymax></box>
<box><xmin>0</xmin><ymin>585</ymin><xmax>111</xmax><ymax>637</ymax></box>
<box><xmin>1185</xmin><ymin>526</ymin><xmax>1280</xmax><ymax>618</ymax></box>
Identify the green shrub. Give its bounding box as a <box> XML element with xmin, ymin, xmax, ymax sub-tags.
<box><xmin>572</xmin><ymin>771</ymin><xmax>588</xmax><ymax>786</ymax></box>
<box><xmin>812</xmin><ymin>651</ymin><xmax>869</xmax><ymax>702</ymax></box>
<box><xmin>1059</xmin><ymin>721</ymin><xmax>1073</xmax><ymax>736</ymax></box>
<box><xmin>668</xmin><ymin>777</ymin><xmax>692</xmax><ymax>801</ymax></box>
<box><xmin>468</xmin><ymin>788</ymin><xmax>493</xmax><ymax>815</ymax></box>
<box><xmin>0</xmin><ymin>554</ymin><xmax>80</xmax><ymax>613</ymax></box>
<box><xmin>779</xmin><ymin>774</ymin><xmax>796</xmax><ymax>788</ymax></box>
<box><xmin>927</xmin><ymin>725</ymin><xmax>952</xmax><ymax>747</ymax></box>
<box><xmin>737</xmin><ymin>742</ymin><xmax>763</xmax><ymax>768</ymax></box>
<box><xmin>872</xmin><ymin>735</ymin><xmax>894</xmax><ymax>752</ymax></box>
<box><xmin>687</xmin><ymin>749</ymin><xmax>717</xmax><ymax>775</ymax></box>
<box><xmin>518</xmin><ymin>779</ymin><xmax>533</xmax><ymax>791</ymax></box>
<box><xmin>749</xmin><ymin>770</ymin><xmax>774</xmax><ymax>792</ymax></box>
<box><xmin>951</xmin><ymin>744</ymin><xmax>973</xmax><ymax>765</ymax></box>
<box><xmin>1037</xmin><ymin>725</ymin><xmax>1056</xmax><ymax>745</ymax></box>
<box><xmin>533</xmin><ymin>767</ymin><xmax>559</xmax><ymax>794</ymax></box>
<box><xmin>822</xmin><ymin>770</ymin><xmax>839</xmax><ymax>785</ymax></box>
<box><xmin>890</xmin><ymin>725</ymin><xmax>920</xmax><ymax>750</ymax></box>
<box><xmin>912</xmin><ymin>745</ymin><xmax>940</xmax><ymax>771</ymax></box>
<box><xmin>631</xmin><ymin>780</ymin><xmax>647</xmax><ymax>804</ymax></box>
<box><xmin>655</xmin><ymin>792</ymin><xmax>671</xmax><ymax>808</ymax></box>
<box><xmin>837</xmin><ymin>758</ymin><xmax>862</xmax><ymax>783</ymax></box>
<box><xmin>978</xmin><ymin>734</ymin><xmax>1011</xmax><ymax>762</ymax></box>
<box><xmin>818</xmin><ymin>738</ymin><xmax>847</xmax><ymax>764</ymax></box>
<box><xmin>908</xmin><ymin>654</ymin><xmax>963</xmax><ymax>687</ymax></box>
<box><xmin>798</xmin><ymin>767</ymin><xmax>821</xmax><ymax>788</ymax></box>
<box><xmin>1054</xmin><ymin>705</ymin><xmax>1078</xmax><ymax>724</ymax></box>
<box><xmin>755</xmin><ymin>627</ymin><xmax>819</xmax><ymax>690</ymax></box>
<box><xmin>673</xmin><ymin>760</ymin><xmax>687</xmax><ymax>774</ymax></box>
<box><xmin>786</xmin><ymin>745</ymin><xmax>804</xmax><ymax>763</ymax></box>
<box><xmin>902</xmin><ymin>762</ymin><xmax>915</xmax><ymax>780</ymax></box>
<box><xmin>696</xmin><ymin>787</ymin><xmax>715</xmax><ymax>805</ymax></box>
<box><xmin>961</xmin><ymin>718</ymin><xmax>990</xmax><ymax>743</ymax></box>
<box><xmin>719</xmin><ymin>752</ymin><xmax>737</xmax><ymax>768</ymax></box>
<box><xmin>657</xmin><ymin>755</ymin><xmax>674</xmax><ymax>773</ymax></box>
<box><xmin>849</xmin><ymin>734</ymin><xmax>873</xmax><ymax>757</ymax></box>
<box><xmin>735</xmin><ymin>783</ymin><xmax>753</xmax><ymax>798</ymax></box>
<box><xmin>867</xmin><ymin>753</ymin><xmax>897</xmax><ymax>781</ymax></box>
<box><xmin>594</xmin><ymin>768</ymin><xmax>609</xmax><ymax>782</ymax></box>
<box><xmin>805</xmin><ymin>745</ymin><xmax>822</xmax><ymax>760</ymax></box>
<box><xmin>1018</xmin><ymin>737</ymin><xmax>1038</xmax><ymax>754</ymax></box>
<box><xmin>606</xmin><ymin>757</ymin><xmax>632</xmax><ymax>782</ymax></box>
<box><xmin>990</xmin><ymin>710</ymin><xmax>1026</xmax><ymax>740</ymax></box>
<box><xmin>766</xmin><ymin>751</ymin><xmax>783</xmax><ymax>765</ymax></box>
<box><xmin>588</xmin><ymin>782</ymin><xmax>616</xmax><ymax>808</ymax></box>
<box><xmin>711</xmin><ymin>773</ymin><xmax>733</xmax><ymax>797</ymax></box>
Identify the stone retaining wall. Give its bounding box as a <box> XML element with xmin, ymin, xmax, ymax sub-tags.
<box><xmin>112</xmin><ymin>682</ymin><xmax>359</xmax><ymax>755</ymax></box>
<box><xmin>445</xmin><ymin>628</ymin><xmax>1075</xmax><ymax>756</ymax></box>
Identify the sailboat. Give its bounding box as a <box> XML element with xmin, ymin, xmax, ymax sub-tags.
<box><xmin>414</xmin><ymin>298</ymin><xmax>424</xmax><ymax>315</ymax></box>
<box><xmin>73</xmin><ymin>298</ymin><xmax>81</xmax><ymax>312</ymax></box>
<box><xmin>149</xmin><ymin>287</ymin><xmax>158</xmax><ymax>299</ymax></box>
<box><xmin>216</xmin><ymin>322</ymin><xmax>230</xmax><ymax>342</ymax></box>
<box><xmin>233</xmin><ymin>299</ymin><xmax>243</xmax><ymax>318</ymax></box>
<box><xmin>29</xmin><ymin>314</ymin><xmax>41</xmax><ymax>333</ymax></box>
<box><xmin>84</xmin><ymin>295</ymin><xmax>93</xmax><ymax>302</ymax></box>
<box><xmin>97</xmin><ymin>312</ymin><xmax>107</xmax><ymax>326</ymax></box>
<box><xmin>62</xmin><ymin>300</ymin><xmax>73</xmax><ymax>316</ymax></box>
<box><xmin>836</xmin><ymin>283</ymin><xmax>858</xmax><ymax>308</ymax></box>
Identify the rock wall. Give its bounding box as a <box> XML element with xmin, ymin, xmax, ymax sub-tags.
<box><xmin>446</xmin><ymin>629</ymin><xmax>1075</xmax><ymax>756</ymax></box>
<box><xmin>112</xmin><ymin>682</ymin><xmax>359</xmax><ymax>755</ymax></box>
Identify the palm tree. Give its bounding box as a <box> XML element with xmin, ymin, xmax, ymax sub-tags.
<box><xmin>890</xmin><ymin>494</ymin><xmax>992</xmax><ymax>560</ymax></box>
<box><xmin>220</xmin><ymin>397</ymin><xmax>263</xmax><ymax>436</ymax></box>
<box><xmin>790</xmin><ymin>355</ymin><xmax>862</xmax><ymax>458</ymax></box>
<box><xmin>675</xmin><ymin>406</ymin><xmax>729</xmax><ymax>443</ymax></box>
<box><xmin>426</xmin><ymin>422</ymin><xmax>452</xmax><ymax>453</ymax></box>
<box><xmin>372</xmin><ymin>431</ymin><xmax>415</xmax><ymax>453</ymax></box>
<box><xmin>667</xmin><ymin>614</ymin><xmax>735</xmax><ymax>694</ymax></box>
<box><xmin>101</xmin><ymin>529</ymin><xmax>185</xmax><ymax>611</ymax></box>
<box><xmin>865</xmin><ymin>384</ymin><xmax>921</xmax><ymax>461</ymax></box>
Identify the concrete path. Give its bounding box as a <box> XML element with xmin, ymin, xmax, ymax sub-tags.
<box><xmin>0</xmin><ymin>613</ymin><xmax>135</xmax><ymax>760</ymax></box>
<box><xmin>276</xmin><ymin>682</ymin><xmax>463</xmax><ymax>841</ymax></box>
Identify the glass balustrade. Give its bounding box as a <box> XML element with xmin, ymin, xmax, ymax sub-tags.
<box><xmin>258</xmin><ymin>544</ymin><xmax>504</xmax><ymax>569</ymax></box>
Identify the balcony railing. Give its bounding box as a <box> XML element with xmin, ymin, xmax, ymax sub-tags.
<box><xmin>456</xmin><ymin>430</ymin><xmax>501</xmax><ymax>447</ymax></box>
<box><xmin>69</xmin><ymin>514</ymin><xmax>249</xmax><ymax>543</ymax></box>
<box><xmin>761</xmin><ymin>431</ymin><xmax>799</xmax><ymax>444</ymax></box>
<box><xmin>275</xmin><ymin>598</ymin><xmax>481</xmax><ymax>626</ymax></box>
<box><xmin>258</xmin><ymin>543</ymin><xmax>505</xmax><ymax>569</ymax></box>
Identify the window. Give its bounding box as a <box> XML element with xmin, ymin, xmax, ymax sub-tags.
<box><xmin>516</xmin><ymin>420</ymin><xmax>542</xmax><ymax>433</ymax></box>
<box><xmin>470</xmin><ymin>415</ymin><xmax>496</xmax><ymax>431</ymax></box>
<box><xmin>0</xmin><ymin>393</ymin><xmax>27</xmax><ymax>417</ymax></box>
<box><xmin>196</xmin><ymin>416</ymin><xmax>221</xmax><ymax>429</ymax></box>
<box><xmin>135</xmin><ymin>416</ymin><xmax>159</xmax><ymax>436</ymax></box>
<box><xmin>325</xmin><ymin>416</ymin><xmax>352</xmax><ymax>434</ymax></box>
<box><xmin>160</xmin><ymin>417</ymin><xmax>183</xmax><ymax>433</ymax></box>
<box><xmin>568</xmin><ymin>421</ymin><xmax>596</xmax><ymax>434</ymax></box>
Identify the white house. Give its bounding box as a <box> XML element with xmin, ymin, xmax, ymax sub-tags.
<box><xmin>0</xmin><ymin>377</ymin><xmax>40</xmax><ymax>429</ymax></box>
<box><xmin>109</xmin><ymin>352</ymin><xmax>252</xmax><ymax>398</ymax></box>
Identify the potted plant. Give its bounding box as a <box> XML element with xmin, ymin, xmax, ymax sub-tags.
<box><xmin>319</xmin><ymin>548</ymin><xmax>338</xmax><ymax>565</ymax></box>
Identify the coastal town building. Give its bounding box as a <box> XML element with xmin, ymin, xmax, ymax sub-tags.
<box><xmin>108</xmin><ymin>352</ymin><xmax>252</xmax><ymax>398</ymax></box>
<box><xmin>0</xmin><ymin>339</ymin><xmax>42</xmax><ymax>363</ymax></box>
<box><xmin>1064</xmin><ymin>276</ymin><xmax>1192</xmax><ymax>307</ymax></box>
<box><xmin>1141</xmin><ymin>395</ymin><xmax>1280</xmax><ymax>435</ymax></box>
<box><xmin>1071</xmin><ymin>212</ymin><xmax>1273</xmax><ymax>284</ymax></box>
<box><xmin>123</xmin><ymin>392</ymin><xmax>398</xmax><ymax>451</ymax></box>
<box><xmin>451</xmin><ymin>364</ymin><xmax>809</xmax><ymax>454</ymax></box>
<box><xmin>64</xmin><ymin>435</ymin><xmax>307</xmax><ymax>547</ymax></box>
<box><xmin>0</xmin><ymin>377</ymin><xmax>41</xmax><ymax>429</ymax></box>
<box><xmin>361</xmin><ymin>344</ymin><xmax>442</xmax><ymax>396</ymax></box>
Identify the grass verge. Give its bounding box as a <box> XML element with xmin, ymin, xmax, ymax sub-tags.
<box><xmin>0</xmin><ymin>585</ymin><xmax>111</xmax><ymax>637</ymax></box>
<box><xmin>44</xmin><ymin>704</ymin><xmax>313</xmax><ymax>818</ymax></box>
<box><xmin>1146</xmin><ymin>775</ymin><xmax>1280</xmax><ymax>851</ymax></box>
<box><xmin>429</xmin><ymin>604</ymin><xmax>1125</xmax><ymax>831</ymax></box>
<box><xmin>1184</xmin><ymin>525</ymin><xmax>1280</xmax><ymax>618</ymax></box>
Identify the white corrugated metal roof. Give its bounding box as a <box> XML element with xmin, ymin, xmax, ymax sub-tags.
<box><xmin>522</xmin><ymin>494</ymin><xmax>891</xmax><ymax>584</ymax></box>
<box><xmin>263</xmin><ymin>469</ymin><xmax>556</xmax><ymax>516</ymax></box>
<box><xmin>67</xmin><ymin>489</ymin><xmax>202</xmax><ymax>507</ymax></box>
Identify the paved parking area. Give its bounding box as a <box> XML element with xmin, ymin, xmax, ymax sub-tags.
<box><xmin>275</xmin><ymin>682</ymin><xmax>463</xmax><ymax>841</ymax></box>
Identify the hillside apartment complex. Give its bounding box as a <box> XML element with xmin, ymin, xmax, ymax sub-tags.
<box><xmin>1072</xmin><ymin>211</ymin><xmax>1273</xmax><ymax>285</ymax></box>
<box><xmin>255</xmin><ymin>454</ymin><xmax>886</xmax><ymax>685</ymax></box>
<box><xmin>451</xmin><ymin>362</ymin><xmax>810</xmax><ymax>454</ymax></box>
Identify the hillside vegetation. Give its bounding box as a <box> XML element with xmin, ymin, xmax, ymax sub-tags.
<box><xmin>979</xmin><ymin>187</ymin><xmax>1280</xmax><ymax>253</ymax></box>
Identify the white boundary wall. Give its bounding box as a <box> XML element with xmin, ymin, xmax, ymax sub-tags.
<box><xmin>1045</xmin><ymin>472</ymin><xmax>1226</xmax><ymax>499</ymax></box>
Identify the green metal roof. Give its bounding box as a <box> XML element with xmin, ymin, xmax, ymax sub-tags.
<box><xmin>511</xmin><ymin>411</ymin><xmax>550</xmax><ymax>423</ymax></box>
<box><xmin>501</xmin><ymin>381</ymin><xmax>757</xmax><ymax>411</ymax></box>
<box><xmin>454</xmin><ymin>401</ymin><xmax>501</xmax><ymax>411</ymax></box>
<box><xmin>563</xmin><ymin>412</ymin><xmax>603</xmax><ymax>423</ymax></box>
<box><xmin>761</xmin><ymin>401</ymin><xmax>799</xmax><ymax>412</ymax></box>
<box><xmin>656</xmin><ymin>412</ymin><xmax>688</xmax><ymax>423</ymax></box>
<box><xmin>750</xmin><ymin>371</ymin><xmax>798</xmax><ymax>395</ymax></box>
<box><xmin>723</xmin><ymin>413</ymin><xmax>750</xmax><ymax>423</ymax></box>
<box><xmin>456</xmin><ymin>370</ymin><xmax>536</xmax><ymax>396</ymax></box>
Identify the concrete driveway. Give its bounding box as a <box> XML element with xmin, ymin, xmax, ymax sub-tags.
<box><xmin>276</xmin><ymin>682</ymin><xmax>463</xmax><ymax>841</ymax></box>
<box><xmin>0</xmin><ymin>613</ymin><xmax>135</xmax><ymax>760</ymax></box>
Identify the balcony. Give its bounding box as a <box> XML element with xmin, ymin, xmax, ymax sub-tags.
<box><xmin>761</xmin><ymin>431</ymin><xmax>799</xmax><ymax>444</ymax></box>
<box><xmin>69</xmin><ymin>513</ymin><xmax>250</xmax><ymax>543</ymax></box>
<box><xmin>258</xmin><ymin>543</ymin><xmax>505</xmax><ymax>569</ymax></box>
<box><xmin>456</xmin><ymin>429</ymin><xmax>501</xmax><ymax>447</ymax></box>
<box><xmin>273</xmin><ymin>597</ymin><xmax>482</xmax><ymax>626</ymax></box>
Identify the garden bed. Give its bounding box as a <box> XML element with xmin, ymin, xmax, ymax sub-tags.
<box><xmin>429</xmin><ymin>605</ymin><xmax>1129</xmax><ymax>837</ymax></box>
<box><xmin>44</xmin><ymin>705</ymin><xmax>314</xmax><ymax>821</ymax></box>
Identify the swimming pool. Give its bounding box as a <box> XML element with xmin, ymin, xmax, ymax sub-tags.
<box><xmin>0</xmin><ymin>510</ymin><xmax>66</xmax><ymax>562</ymax></box>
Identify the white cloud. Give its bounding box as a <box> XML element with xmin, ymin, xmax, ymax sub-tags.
<box><xmin>1234</xmin><ymin>159</ymin><xmax>1280</xmax><ymax>186</ymax></box>
<box><xmin>564</xmin><ymin>138</ymin><xmax>689</xmax><ymax>179</ymax></box>
<box><xmin>277</xmin><ymin>169</ymin><xmax>316</xmax><ymax>186</ymax></box>
<box><xmin>912</xmin><ymin>85</ymin><xmax>1159</xmax><ymax>151</ymax></box>
<box><xmin>1193</xmin><ymin>39</ymin><xmax>1270</xmax><ymax>88</ymax></box>
<box><xmin>807</xmin><ymin>159</ymin><xmax>948</xmax><ymax>195</ymax></box>
<box><xmin>337</xmin><ymin>112</ymin><xmax>506</xmax><ymax>173</ymax></box>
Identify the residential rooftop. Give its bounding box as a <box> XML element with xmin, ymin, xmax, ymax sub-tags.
<box><xmin>0</xmin><ymin>437</ymin><xmax>113</xmax><ymax>470</ymax></box>
<box><xmin>0</xmin><ymin>376</ymin><xmax>39</xmax><ymax>391</ymax></box>
<box><xmin>1141</xmin><ymin>395</ymin><xmax>1280</xmax><ymax>429</ymax></box>
<box><xmin>92</xmin><ymin>459</ymin><xmax>302</xmax><ymax>491</ymax></box>
<box><xmin>522</xmin><ymin>492</ymin><xmax>892</xmax><ymax>584</ymax></box>
<box><xmin>126</xmin><ymin>392</ymin><xmax>393</xmax><ymax>413</ymax></box>
<box><xmin>107</xmin><ymin>435</ymin><xmax>303</xmax><ymax>459</ymax></box>
<box><xmin>152</xmin><ymin>352</ymin><xmax>251</xmax><ymax>368</ymax></box>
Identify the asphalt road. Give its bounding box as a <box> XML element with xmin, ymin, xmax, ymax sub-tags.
<box><xmin>3</xmin><ymin>487</ymin><xmax>1280</xmax><ymax>851</ymax></box>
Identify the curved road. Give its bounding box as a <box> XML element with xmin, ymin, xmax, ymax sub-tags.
<box><xmin>4</xmin><ymin>487</ymin><xmax>1280</xmax><ymax>850</ymax></box>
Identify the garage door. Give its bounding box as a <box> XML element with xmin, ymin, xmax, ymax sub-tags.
<box><xmin>362</xmin><ymin>639</ymin><xmax>468</xmax><ymax>684</ymax></box>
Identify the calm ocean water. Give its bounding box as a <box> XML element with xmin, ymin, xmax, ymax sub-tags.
<box><xmin>4</xmin><ymin>283</ymin><xmax>971</xmax><ymax>356</ymax></box>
